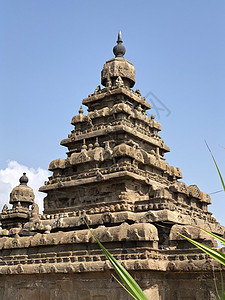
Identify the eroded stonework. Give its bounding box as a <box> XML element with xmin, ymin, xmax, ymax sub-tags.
<box><xmin>0</xmin><ymin>32</ymin><xmax>224</xmax><ymax>300</ymax></box>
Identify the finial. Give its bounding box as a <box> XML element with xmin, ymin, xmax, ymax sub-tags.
<box><xmin>81</xmin><ymin>139</ymin><xmax>87</xmax><ymax>151</ymax></box>
<box><xmin>94</xmin><ymin>137</ymin><xmax>100</xmax><ymax>148</ymax></box>
<box><xmin>79</xmin><ymin>105</ymin><xmax>83</xmax><ymax>114</ymax></box>
<box><xmin>19</xmin><ymin>173</ymin><xmax>28</xmax><ymax>185</ymax></box>
<box><xmin>113</xmin><ymin>31</ymin><xmax>126</xmax><ymax>58</ymax></box>
<box><xmin>88</xmin><ymin>143</ymin><xmax>93</xmax><ymax>150</ymax></box>
<box><xmin>117</xmin><ymin>31</ymin><xmax>122</xmax><ymax>43</ymax></box>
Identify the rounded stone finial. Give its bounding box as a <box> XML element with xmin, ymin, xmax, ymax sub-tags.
<box><xmin>113</xmin><ymin>31</ymin><xmax>126</xmax><ymax>58</ymax></box>
<box><xmin>10</xmin><ymin>173</ymin><xmax>34</xmax><ymax>206</ymax></box>
<box><xmin>94</xmin><ymin>137</ymin><xmax>100</xmax><ymax>148</ymax></box>
<box><xmin>79</xmin><ymin>105</ymin><xmax>83</xmax><ymax>114</ymax></box>
<box><xmin>19</xmin><ymin>173</ymin><xmax>28</xmax><ymax>185</ymax></box>
<box><xmin>101</xmin><ymin>31</ymin><xmax>135</xmax><ymax>88</ymax></box>
<box><xmin>81</xmin><ymin>139</ymin><xmax>87</xmax><ymax>151</ymax></box>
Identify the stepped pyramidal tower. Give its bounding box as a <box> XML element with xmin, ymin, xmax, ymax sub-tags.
<box><xmin>0</xmin><ymin>32</ymin><xmax>224</xmax><ymax>300</ymax></box>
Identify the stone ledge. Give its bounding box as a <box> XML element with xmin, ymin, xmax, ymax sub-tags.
<box><xmin>61</xmin><ymin>124</ymin><xmax>170</xmax><ymax>152</ymax></box>
<box><xmin>82</xmin><ymin>87</ymin><xmax>150</xmax><ymax>109</ymax></box>
<box><xmin>39</xmin><ymin>170</ymin><xmax>147</xmax><ymax>192</ymax></box>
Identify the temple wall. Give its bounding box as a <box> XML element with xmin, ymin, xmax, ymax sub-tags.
<box><xmin>0</xmin><ymin>271</ymin><xmax>220</xmax><ymax>300</ymax></box>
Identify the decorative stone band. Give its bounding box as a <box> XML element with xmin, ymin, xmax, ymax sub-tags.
<box><xmin>71</xmin><ymin>102</ymin><xmax>160</xmax><ymax>130</ymax></box>
<box><xmin>61</xmin><ymin>123</ymin><xmax>170</xmax><ymax>153</ymax></box>
<box><xmin>0</xmin><ymin>220</ymin><xmax>222</xmax><ymax>274</ymax></box>
<box><xmin>40</xmin><ymin>171</ymin><xmax>149</xmax><ymax>192</ymax></box>
<box><xmin>0</xmin><ymin>243</ymin><xmax>222</xmax><ymax>275</ymax></box>
<box><xmin>0</xmin><ymin>255</ymin><xmax>219</xmax><ymax>275</ymax></box>
<box><xmin>82</xmin><ymin>87</ymin><xmax>150</xmax><ymax>110</ymax></box>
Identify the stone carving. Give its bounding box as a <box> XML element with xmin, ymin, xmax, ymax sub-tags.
<box><xmin>94</xmin><ymin>85</ymin><xmax>101</xmax><ymax>94</ymax></box>
<box><xmin>31</xmin><ymin>203</ymin><xmax>39</xmax><ymax>220</ymax></box>
<box><xmin>106</xmin><ymin>74</ymin><xmax>112</xmax><ymax>87</ymax></box>
<box><xmin>71</xmin><ymin>106</ymin><xmax>87</xmax><ymax>125</ymax></box>
<box><xmin>0</xmin><ymin>32</ymin><xmax>223</xmax><ymax>300</ymax></box>
<box><xmin>96</xmin><ymin>169</ymin><xmax>104</xmax><ymax>181</ymax></box>
<box><xmin>188</xmin><ymin>185</ymin><xmax>201</xmax><ymax>199</ymax></box>
<box><xmin>101</xmin><ymin>57</ymin><xmax>135</xmax><ymax>88</ymax></box>
<box><xmin>115</xmin><ymin>76</ymin><xmax>124</xmax><ymax>87</ymax></box>
<box><xmin>49</xmin><ymin>158</ymin><xmax>66</xmax><ymax>171</ymax></box>
<box><xmin>135</xmin><ymin>88</ymin><xmax>141</xmax><ymax>96</ymax></box>
<box><xmin>2</xmin><ymin>204</ymin><xmax>7</xmax><ymax>214</ymax></box>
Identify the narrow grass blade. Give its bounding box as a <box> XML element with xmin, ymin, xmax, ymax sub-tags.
<box><xmin>220</xmin><ymin>270</ymin><xmax>225</xmax><ymax>300</ymax></box>
<box><xmin>111</xmin><ymin>274</ymin><xmax>138</xmax><ymax>299</ymax></box>
<box><xmin>213</xmin><ymin>267</ymin><xmax>221</xmax><ymax>300</ymax></box>
<box><xmin>205</xmin><ymin>141</ymin><xmax>225</xmax><ymax>192</ymax></box>
<box><xmin>177</xmin><ymin>232</ymin><xmax>225</xmax><ymax>266</ymax></box>
<box><xmin>200</xmin><ymin>228</ymin><xmax>225</xmax><ymax>247</ymax></box>
<box><xmin>84</xmin><ymin>219</ymin><xmax>148</xmax><ymax>300</ymax></box>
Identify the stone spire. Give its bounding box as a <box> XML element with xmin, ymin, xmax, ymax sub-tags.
<box><xmin>0</xmin><ymin>173</ymin><xmax>35</xmax><ymax>229</ymax></box>
<box><xmin>10</xmin><ymin>173</ymin><xmax>34</xmax><ymax>209</ymax></box>
<box><xmin>113</xmin><ymin>31</ymin><xmax>126</xmax><ymax>57</ymax></box>
<box><xmin>19</xmin><ymin>172</ymin><xmax>28</xmax><ymax>185</ymax></box>
<box><xmin>101</xmin><ymin>32</ymin><xmax>135</xmax><ymax>88</ymax></box>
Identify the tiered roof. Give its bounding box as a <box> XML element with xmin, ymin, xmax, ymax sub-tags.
<box><xmin>0</xmin><ymin>32</ymin><xmax>223</xmax><ymax>278</ymax></box>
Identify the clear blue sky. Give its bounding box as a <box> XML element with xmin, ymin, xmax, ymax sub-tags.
<box><xmin>1</xmin><ymin>1</ymin><xmax>225</xmax><ymax>223</ymax></box>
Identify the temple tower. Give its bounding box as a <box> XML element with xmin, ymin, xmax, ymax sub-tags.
<box><xmin>40</xmin><ymin>31</ymin><xmax>182</xmax><ymax>223</ymax></box>
<box><xmin>0</xmin><ymin>173</ymin><xmax>34</xmax><ymax>230</ymax></box>
<box><xmin>0</xmin><ymin>32</ymin><xmax>224</xmax><ymax>300</ymax></box>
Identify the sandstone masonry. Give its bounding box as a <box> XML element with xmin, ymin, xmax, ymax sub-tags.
<box><xmin>0</xmin><ymin>32</ymin><xmax>224</xmax><ymax>300</ymax></box>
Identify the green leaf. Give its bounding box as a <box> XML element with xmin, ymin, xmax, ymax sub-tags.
<box><xmin>177</xmin><ymin>232</ymin><xmax>225</xmax><ymax>267</ymax></box>
<box><xmin>111</xmin><ymin>274</ymin><xmax>138</xmax><ymax>299</ymax></box>
<box><xmin>205</xmin><ymin>141</ymin><xmax>225</xmax><ymax>192</ymax></box>
<box><xmin>221</xmin><ymin>270</ymin><xmax>225</xmax><ymax>300</ymax></box>
<box><xmin>84</xmin><ymin>219</ymin><xmax>149</xmax><ymax>300</ymax></box>
<box><xmin>213</xmin><ymin>267</ymin><xmax>221</xmax><ymax>300</ymax></box>
<box><xmin>200</xmin><ymin>228</ymin><xmax>225</xmax><ymax>247</ymax></box>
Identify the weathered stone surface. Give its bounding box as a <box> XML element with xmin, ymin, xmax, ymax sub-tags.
<box><xmin>101</xmin><ymin>57</ymin><xmax>135</xmax><ymax>88</ymax></box>
<box><xmin>0</xmin><ymin>271</ymin><xmax>223</xmax><ymax>300</ymax></box>
<box><xmin>170</xmin><ymin>224</ymin><xmax>218</xmax><ymax>248</ymax></box>
<box><xmin>0</xmin><ymin>32</ymin><xmax>224</xmax><ymax>299</ymax></box>
<box><xmin>0</xmin><ymin>173</ymin><xmax>34</xmax><ymax>230</ymax></box>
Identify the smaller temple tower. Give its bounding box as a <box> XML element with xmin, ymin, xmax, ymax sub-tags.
<box><xmin>0</xmin><ymin>173</ymin><xmax>35</xmax><ymax>230</ymax></box>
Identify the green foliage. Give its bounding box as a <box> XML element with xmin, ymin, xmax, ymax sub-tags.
<box><xmin>177</xmin><ymin>231</ymin><xmax>225</xmax><ymax>266</ymax></box>
<box><xmin>213</xmin><ymin>269</ymin><xmax>225</xmax><ymax>300</ymax></box>
<box><xmin>178</xmin><ymin>229</ymin><xmax>225</xmax><ymax>299</ymax></box>
<box><xmin>179</xmin><ymin>143</ymin><xmax>225</xmax><ymax>299</ymax></box>
<box><xmin>84</xmin><ymin>219</ymin><xmax>149</xmax><ymax>300</ymax></box>
<box><xmin>205</xmin><ymin>141</ymin><xmax>225</xmax><ymax>192</ymax></box>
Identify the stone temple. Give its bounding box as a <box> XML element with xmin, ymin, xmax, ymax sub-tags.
<box><xmin>0</xmin><ymin>32</ymin><xmax>224</xmax><ymax>299</ymax></box>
